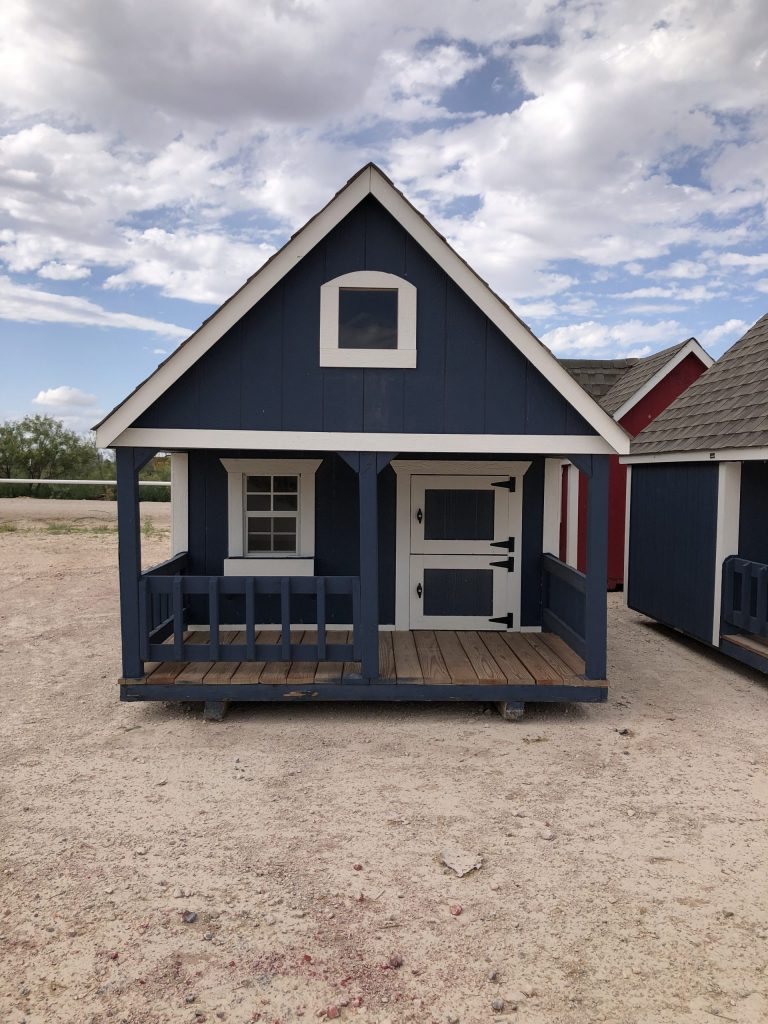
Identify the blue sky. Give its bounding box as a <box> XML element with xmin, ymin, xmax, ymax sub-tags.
<box><xmin>1</xmin><ymin>0</ymin><xmax>767</xmax><ymax>432</ymax></box>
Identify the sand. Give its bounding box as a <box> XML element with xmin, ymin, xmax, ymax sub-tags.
<box><xmin>1</xmin><ymin>498</ymin><xmax>767</xmax><ymax>1024</ymax></box>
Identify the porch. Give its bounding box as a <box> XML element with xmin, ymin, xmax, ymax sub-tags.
<box><xmin>720</xmin><ymin>555</ymin><xmax>768</xmax><ymax>673</ymax></box>
<box><xmin>123</xmin><ymin>626</ymin><xmax>605</xmax><ymax>704</ymax></box>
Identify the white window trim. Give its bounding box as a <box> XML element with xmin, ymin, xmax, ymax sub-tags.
<box><xmin>319</xmin><ymin>270</ymin><xmax>417</xmax><ymax>368</ymax></box>
<box><xmin>220</xmin><ymin>458</ymin><xmax>321</xmax><ymax>575</ymax></box>
<box><xmin>712</xmin><ymin>462</ymin><xmax>741</xmax><ymax>646</ymax></box>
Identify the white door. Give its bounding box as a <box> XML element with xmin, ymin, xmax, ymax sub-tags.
<box><xmin>408</xmin><ymin>474</ymin><xmax>522</xmax><ymax>629</ymax></box>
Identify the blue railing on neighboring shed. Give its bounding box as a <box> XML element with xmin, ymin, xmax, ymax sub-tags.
<box><xmin>721</xmin><ymin>556</ymin><xmax>768</xmax><ymax>638</ymax></box>
<box><xmin>138</xmin><ymin>563</ymin><xmax>360</xmax><ymax>664</ymax></box>
<box><xmin>541</xmin><ymin>553</ymin><xmax>587</xmax><ymax>662</ymax></box>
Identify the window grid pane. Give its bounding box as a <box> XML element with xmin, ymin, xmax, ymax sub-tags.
<box><xmin>245</xmin><ymin>474</ymin><xmax>300</xmax><ymax>554</ymax></box>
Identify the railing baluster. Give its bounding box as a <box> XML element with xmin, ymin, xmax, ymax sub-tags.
<box><xmin>351</xmin><ymin>576</ymin><xmax>361</xmax><ymax>658</ymax></box>
<box><xmin>246</xmin><ymin>576</ymin><xmax>256</xmax><ymax>660</ymax></box>
<box><xmin>173</xmin><ymin>575</ymin><xmax>184</xmax><ymax>660</ymax></box>
<box><xmin>281</xmin><ymin>576</ymin><xmax>291</xmax><ymax>659</ymax></box>
<box><xmin>756</xmin><ymin>566</ymin><xmax>768</xmax><ymax>635</ymax></box>
<box><xmin>316</xmin><ymin>575</ymin><xmax>326</xmax><ymax>660</ymax></box>
<box><xmin>740</xmin><ymin>564</ymin><xmax>751</xmax><ymax>629</ymax></box>
<box><xmin>209</xmin><ymin>576</ymin><xmax>220</xmax><ymax>660</ymax></box>
<box><xmin>722</xmin><ymin>558</ymin><xmax>735</xmax><ymax>625</ymax></box>
<box><xmin>139</xmin><ymin>577</ymin><xmax>149</xmax><ymax>661</ymax></box>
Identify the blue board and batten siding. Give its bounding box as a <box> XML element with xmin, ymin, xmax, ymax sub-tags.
<box><xmin>184</xmin><ymin>451</ymin><xmax>545</xmax><ymax>628</ymax></box>
<box><xmin>627</xmin><ymin>463</ymin><xmax>718</xmax><ymax>644</ymax></box>
<box><xmin>135</xmin><ymin>197</ymin><xmax>596</xmax><ymax>438</ymax></box>
<box><xmin>738</xmin><ymin>462</ymin><xmax>768</xmax><ymax>564</ymax></box>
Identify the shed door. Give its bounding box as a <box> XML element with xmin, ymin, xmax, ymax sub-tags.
<box><xmin>408</xmin><ymin>475</ymin><xmax>522</xmax><ymax>629</ymax></box>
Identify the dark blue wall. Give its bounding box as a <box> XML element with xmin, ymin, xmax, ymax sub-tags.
<box><xmin>137</xmin><ymin>197</ymin><xmax>595</xmax><ymax>437</ymax></box>
<box><xmin>739</xmin><ymin>462</ymin><xmax>768</xmax><ymax>564</ymax></box>
<box><xmin>627</xmin><ymin>463</ymin><xmax>718</xmax><ymax>643</ymax></box>
<box><xmin>183</xmin><ymin>451</ymin><xmax>544</xmax><ymax>627</ymax></box>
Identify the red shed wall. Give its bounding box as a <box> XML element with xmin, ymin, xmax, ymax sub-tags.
<box><xmin>574</xmin><ymin>352</ymin><xmax>709</xmax><ymax>587</ymax></box>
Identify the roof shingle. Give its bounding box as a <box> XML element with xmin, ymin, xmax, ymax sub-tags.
<box><xmin>631</xmin><ymin>314</ymin><xmax>768</xmax><ymax>454</ymax></box>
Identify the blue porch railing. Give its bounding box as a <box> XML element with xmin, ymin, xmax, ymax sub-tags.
<box><xmin>721</xmin><ymin>556</ymin><xmax>768</xmax><ymax>638</ymax></box>
<box><xmin>541</xmin><ymin>553</ymin><xmax>587</xmax><ymax>661</ymax></box>
<box><xmin>139</xmin><ymin>560</ymin><xmax>360</xmax><ymax>664</ymax></box>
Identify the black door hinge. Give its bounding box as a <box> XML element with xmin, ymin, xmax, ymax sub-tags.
<box><xmin>489</xmin><ymin>613</ymin><xmax>515</xmax><ymax>628</ymax></box>
<box><xmin>492</xmin><ymin>477</ymin><xmax>516</xmax><ymax>491</ymax></box>
<box><xmin>490</xmin><ymin>557</ymin><xmax>515</xmax><ymax>572</ymax></box>
<box><xmin>490</xmin><ymin>537</ymin><xmax>515</xmax><ymax>551</ymax></box>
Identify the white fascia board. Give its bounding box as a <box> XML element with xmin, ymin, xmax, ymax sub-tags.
<box><xmin>95</xmin><ymin>168</ymin><xmax>373</xmax><ymax>448</ymax></box>
<box><xmin>96</xmin><ymin>164</ymin><xmax>629</xmax><ymax>454</ymax></box>
<box><xmin>113</xmin><ymin>427</ymin><xmax>617</xmax><ymax>455</ymax></box>
<box><xmin>623</xmin><ymin>447</ymin><xmax>768</xmax><ymax>465</ymax></box>
<box><xmin>611</xmin><ymin>338</ymin><xmax>715</xmax><ymax>422</ymax></box>
<box><xmin>368</xmin><ymin>171</ymin><xmax>630</xmax><ymax>455</ymax></box>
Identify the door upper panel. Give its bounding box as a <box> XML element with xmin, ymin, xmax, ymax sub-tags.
<box><xmin>411</xmin><ymin>475</ymin><xmax>511</xmax><ymax>554</ymax></box>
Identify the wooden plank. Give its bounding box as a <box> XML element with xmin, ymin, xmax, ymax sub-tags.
<box><xmin>287</xmin><ymin>631</ymin><xmax>318</xmax><ymax>682</ymax></box>
<box><xmin>435</xmin><ymin>631</ymin><xmax>478</xmax><ymax>683</ymax></box>
<box><xmin>261</xmin><ymin>629</ymin><xmax>302</xmax><ymax>683</ymax></box>
<box><xmin>146</xmin><ymin>630</ymin><xmax>195</xmax><ymax>683</ymax></box>
<box><xmin>481</xmin><ymin>632</ymin><xmax>535</xmax><ymax>684</ymax></box>
<box><xmin>176</xmin><ymin>630</ymin><xmax>239</xmax><ymax>683</ymax></box>
<box><xmin>232</xmin><ymin>629</ymin><xmax>276</xmax><ymax>683</ymax></box>
<box><xmin>502</xmin><ymin>633</ymin><xmax>561</xmax><ymax>685</ymax></box>
<box><xmin>721</xmin><ymin>632</ymin><xmax>768</xmax><ymax>657</ymax></box>
<box><xmin>538</xmin><ymin>631</ymin><xmax>586</xmax><ymax>676</ymax></box>
<box><xmin>200</xmin><ymin>631</ymin><xmax>240</xmax><ymax>684</ymax></box>
<box><xmin>456</xmin><ymin>632</ymin><xmax>505</xmax><ymax>683</ymax></box>
<box><xmin>392</xmin><ymin>630</ymin><xmax>423</xmax><ymax>682</ymax></box>
<box><xmin>316</xmin><ymin>629</ymin><xmax>347</xmax><ymax>683</ymax></box>
<box><xmin>413</xmin><ymin>631</ymin><xmax>451</xmax><ymax>683</ymax></box>
<box><xmin>378</xmin><ymin>632</ymin><xmax>396</xmax><ymax>680</ymax></box>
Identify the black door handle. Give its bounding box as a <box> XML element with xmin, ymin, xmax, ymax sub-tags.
<box><xmin>416</xmin><ymin>507</ymin><xmax>423</xmax><ymax>524</ymax></box>
<box><xmin>416</xmin><ymin>582</ymin><xmax>423</xmax><ymax>599</ymax></box>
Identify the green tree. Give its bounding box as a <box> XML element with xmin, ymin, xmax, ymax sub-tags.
<box><xmin>0</xmin><ymin>415</ymin><xmax>103</xmax><ymax>496</ymax></box>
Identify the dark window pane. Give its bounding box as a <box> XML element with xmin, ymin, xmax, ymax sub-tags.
<box><xmin>273</xmin><ymin>494</ymin><xmax>298</xmax><ymax>511</ymax></box>
<box><xmin>424</xmin><ymin>489</ymin><xmax>495</xmax><ymax>541</ymax></box>
<box><xmin>247</xmin><ymin>533</ymin><xmax>272</xmax><ymax>552</ymax></box>
<box><xmin>246</xmin><ymin>475</ymin><xmax>270</xmax><ymax>493</ymax></box>
<box><xmin>246</xmin><ymin>493</ymin><xmax>270</xmax><ymax>511</ymax></box>
<box><xmin>422</xmin><ymin>568</ymin><xmax>494</xmax><ymax>617</ymax></box>
<box><xmin>273</xmin><ymin>533</ymin><xmax>297</xmax><ymax>552</ymax></box>
<box><xmin>273</xmin><ymin>517</ymin><xmax>296</xmax><ymax>533</ymax></box>
<box><xmin>273</xmin><ymin>475</ymin><xmax>298</xmax><ymax>492</ymax></box>
<box><xmin>338</xmin><ymin>289</ymin><xmax>398</xmax><ymax>349</ymax></box>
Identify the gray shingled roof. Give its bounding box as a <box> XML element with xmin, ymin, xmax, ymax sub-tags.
<box><xmin>559</xmin><ymin>358</ymin><xmax>637</xmax><ymax>402</ymax></box>
<box><xmin>631</xmin><ymin>313</ymin><xmax>768</xmax><ymax>454</ymax></box>
<box><xmin>599</xmin><ymin>340</ymin><xmax>694</xmax><ymax>416</ymax></box>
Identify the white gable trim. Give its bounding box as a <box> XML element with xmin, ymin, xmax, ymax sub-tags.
<box><xmin>113</xmin><ymin>427</ymin><xmax>616</xmax><ymax>455</ymax></box>
<box><xmin>611</xmin><ymin>338</ymin><xmax>714</xmax><ymax>423</ymax></box>
<box><xmin>623</xmin><ymin>447</ymin><xmax>768</xmax><ymax>465</ymax></box>
<box><xmin>95</xmin><ymin>165</ymin><xmax>629</xmax><ymax>454</ymax></box>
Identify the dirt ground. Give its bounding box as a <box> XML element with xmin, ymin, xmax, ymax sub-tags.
<box><xmin>1</xmin><ymin>498</ymin><xmax>767</xmax><ymax>1024</ymax></box>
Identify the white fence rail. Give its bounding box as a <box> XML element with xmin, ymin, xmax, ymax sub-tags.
<box><xmin>0</xmin><ymin>478</ymin><xmax>170</xmax><ymax>487</ymax></box>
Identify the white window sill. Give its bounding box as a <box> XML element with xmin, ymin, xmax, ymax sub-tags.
<box><xmin>223</xmin><ymin>557</ymin><xmax>315</xmax><ymax>577</ymax></box>
<box><xmin>319</xmin><ymin>347</ymin><xmax>417</xmax><ymax>369</ymax></box>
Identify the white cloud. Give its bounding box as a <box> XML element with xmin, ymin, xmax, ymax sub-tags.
<box><xmin>33</xmin><ymin>385</ymin><xmax>99</xmax><ymax>409</ymax></box>
<box><xmin>719</xmin><ymin>252</ymin><xmax>768</xmax><ymax>274</ymax></box>
<box><xmin>542</xmin><ymin>319</ymin><xmax>684</xmax><ymax>357</ymax></box>
<box><xmin>0</xmin><ymin>276</ymin><xmax>188</xmax><ymax>337</ymax></box>
<box><xmin>698</xmin><ymin>318</ymin><xmax>748</xmax><ymax>348</ymax></box>
<box><xmin>37</xmin><ymin>262</ymin><xmax>91</xmax><ymax>281</ymax></box>
<box><xmin>654</xmin><ymin>259</ymin><xmax>709</xmax><ymax>279</ymax></box>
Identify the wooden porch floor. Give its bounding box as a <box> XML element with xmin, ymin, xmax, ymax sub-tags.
<box><xmin>137</xmin><ymin>629</ymin><xmax>590</xmax><ymax>686</ymax></box>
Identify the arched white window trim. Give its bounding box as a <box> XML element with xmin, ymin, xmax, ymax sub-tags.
<box><xmin>319</xmin><ymin>270</ymin><xmax>417</xmax><ymax>368</ymax></box>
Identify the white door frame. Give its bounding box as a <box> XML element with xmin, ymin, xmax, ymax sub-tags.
<box><xmin>391</xmin><ymin>460</ymin><xmax>531</xmax><ymax>630</ymax></box>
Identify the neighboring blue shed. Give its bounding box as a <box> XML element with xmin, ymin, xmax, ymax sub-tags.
<box><xmin>95</xmin><ymin>163</ymin><xmax>630</xmax><ymax>719</ymax></box>
<box><xmin>624</xmin><ymin>313</ymin><xmax>768</xmax><ymax>671</ymax></box>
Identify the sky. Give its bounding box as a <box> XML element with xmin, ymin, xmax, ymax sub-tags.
<box><xmin>1</xmin><ymin>0</ymin><xmax>767</xmax><ymax>433</ymax></box>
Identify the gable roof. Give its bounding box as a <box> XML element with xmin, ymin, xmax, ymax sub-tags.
<box><xmin>94</xmin><ymin>163</ymin><xmax>629</xmax><ymax>453</ymax></box>
<box><xmin>561</xmin><ymin>338</ymin><xmax>712</xmax><ymax>421</ymax></box>
<box><xmin>560</xmin><ymin>358</ymin><xmax>638</xmax><ymax>404</ymax></box>
<box><xmin>630</xmin><ymin>313</ymin><xmax>768</xmax><ymax>456</ymax></box>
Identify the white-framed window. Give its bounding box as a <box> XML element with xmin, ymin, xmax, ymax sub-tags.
<box><xmin>220</xmin><ymin>458</ymin><xmax>321</xmax><ymax>576</ymax></box>
<box><xmin>319</xmin><ymin>270</ymin><xmax>417</xmax><ymax>368</ymax></box>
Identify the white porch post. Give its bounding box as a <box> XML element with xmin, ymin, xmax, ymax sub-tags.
<box><xmin>712</xmin><ymin>462</ymin><xmax>741</xmax><ymax>646</ymax></box>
